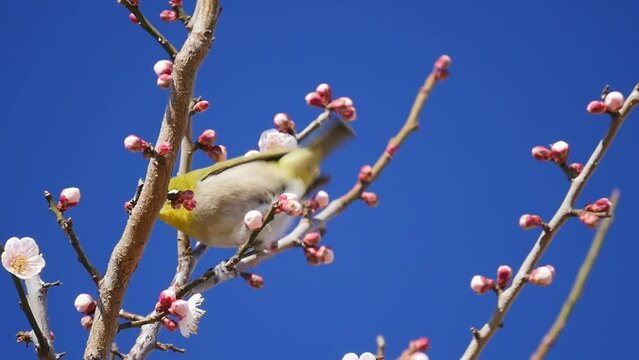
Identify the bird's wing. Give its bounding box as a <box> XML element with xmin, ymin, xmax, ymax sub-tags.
<box><xmin>197</xmin><ymin>149</ymin><xmax>291</xmax><ymax>182</ymax></box>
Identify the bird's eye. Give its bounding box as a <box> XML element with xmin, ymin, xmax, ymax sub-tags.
<box><xmin>167</xmin><ymin>190</ymin><xmax>180</xmax><ymax>201</ymax></box>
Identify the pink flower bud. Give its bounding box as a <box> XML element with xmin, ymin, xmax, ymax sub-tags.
<box><xmin>569</xmin><ymin>163</ymin><xmax>584</xmax><ymax>176</ymax></box>
<box><xmin>74</xmin><ymin>294</ymin><xmax>95</xmax><ymax>314</ymax></box>
<box><xmin>162</xmin><ymin>317</ymin><xmax>178</xmax><ymax>331</ymax></box>
<box><xmin>496</xmin><ymin>265</ymin><xmax>512</xmax><ymax>289</ymax></box>
<box><xmin>278</xmin><ymin>192</ymin><xmax>298</xmax><ymax>203</ymax></box>
<box><xmin>169</xmin><ymin>0</ymin><xmax>183</xmax><ymax>6</ymax></box>
<box><xmin>470</xmin><ymin>275</ymin><xmax>495</xmax><ymax>294</ymax></box>
<box><xmin>313</xmin><ymin>190</ymin><xmax>329</xmax><ymax>208</ymax></box>
<box><xmin>59</xmin><ymin>187</ymin><xmax>81</xmax><ymax>210</ymax></box>
<box><xmin>305</xmin><ymin>91</ymin><xmax>326</xmax><ymax>107</ymax></box>
<box><xmin>159</xmin><ymin>9</ymin><xmax>178</xmax><ymax>21</ymax></box>
<box><xmin>156</xmin><ymin>142</ymin><xmax>172</xmax><ymax>157</ymax></box>
<box><xmin>586</xmin><ymin>100</ymin><xmax>607</xmax><ymax>114</ymax></box>
<box><xmin>434</xmin><ymin>55</ymin><xmax>452</xmax><ymax>70</ymax></box>
<box><xmin>316</xmin><ymin>246</ymin><xmax>334</xmax><ymax>265</ymax></box>
<box><xmin>435</xmin><ymin>69</ymin><xmax>450</xmax><ymax>81</ymax></box>
<box><xmin>273</xmin><ymin>113</ymin><xmax>295</xmax><ymax>133</ymax></box>
<box><xmin>359</xmin><ymin>164</ymin><xmax>373</xmax><ymax>183</ymax></box>
<box><xmin>182</xmin><ymin>199</ymin><xmax>197</xmax><ymax>211</ymax></box>
<box><xmin>124</xmin><ymin>134</ymin><xmax>147</xmax><ymax>152</ymax></box>
<box><xmin>550</xmin><ymin>141</ymin><xmax>569</xmax><ymax>164</ymax></box>
<box><xmin>339</xmin><ymin>106</ymin><xmax>357</xmax><ymax>121</ymax></box>
<box><xmin>531</xmin><ymin>146</ymin><xmax>551</xmax><ymax>161</ymax></box>
<box><xmin>579</xmin><ymin>212</ymin><xmax>600</xmax><ymax>228</ymax></box>
<box><xmin>304</xmin><ymin>247</ymin><xmax>321</xmax><ymax>266</ymax></box>
<box><xmin>519</xmin><ymin>214</ymin><xmax>543</xmax><ymax>230</ymax></box>
<box><xmin>604</xmin><ymin>91</ymin><xmax>624</xmax><ymax>112</ymax></box>
<box><xmin>302</xmin><ymin>232</ymin><xmax>321</xmax><ymax>247</ymax></box>
<box><xmin>158</xmin><ymin>289</ymin><xmax>177</xmax><ymax>311</ymax></box>
<box><xmin>386</xmin><ymin>143</ymin><xmax>399</xmax><ymax>156</ymax></box>
<box><xmin>179</xmin><ymin>190</ymin><xmax>194</xmax><ymax>201</ymax></box>
<box><xmin>529</xmin><ymin>265</ymin><xmax>555</xmax><ymax>286</ymax></box>
<box><xmin>80</xmin><ymin>315</ymin><xmax>93</xmax><ymax>330</ymax></box>
<box><xmin>409</xmin><ymin>337</ymin><xmax>430</xmax><ymax>352</ymax></box>
<box><xmin>129</xmin><ymin>13</ymin><xmax>140</xmax><ymax>24</ymax></box>
<box><xmin>326</xmin><ymin>97</ymin><xmax>357</xmax><ymax>121</ymax></box>
<box><xmin>328</xmin><ymin>97</ymin><xmax>354</xmax><ymax>109</ymax></box>
<box><xmin>157</xmin><ymin>73</ymin><xmax>172</xmax><ymax>88</ymax></box>
<box><xmin>244</xmin><ymin>210</ymin><xmax>264</xmax><ymax>230</ymax></box>
<box><xmin>197</xmin><ymin>129</ymin><xmax>217</xmax><ymax>146</ymax></box>
<box><xmin>169</xmin><ymin>299</ymin><xmax>189</xmax><ymax>318</ymax></box>
<box><xmin>205</xmin><ymin>144</ymin><xmax>227</xmax><ymax>162</ymax></box>
<box><xmin>153</xmin><ymin>60</ymin><xmax>173</xmax><ymax>76</ymax></box>
<box><xmin>281</xmin><ymin>199</ymin><xmax>303</xmax><ymax>216</ymax></box>
<box><xmin>316</xmin><ymin>83</ymin><xmax>332</xmax><ymax>104</ymax></box>
<box><xmin>245</xmin><ymin>273</ymin><xmax>265</xmax><ymax>289</ymax></box>
<box><xmin>361</xmin><ymin>192</ymin><xmax>379</xmax><ymax>207</ymax></box>
<box><xmin>586</xmin><ymin>198</ymin><xmax>611</xmax><ymax>213</ymax></box>
<box><xmin>129</xmin><ymin>0</ymin><xmax>139</xmax><ymax>5</ymax></box>
<box><xmin>193</xmin><ymin>100</ymin><xmax>210</xmax><ymax>112</ymax></box>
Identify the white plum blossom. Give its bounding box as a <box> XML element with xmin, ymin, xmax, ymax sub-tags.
<box><xmin>258</xmin><ymin>129</ymin><xmax>298</xmax><ymax>152</ymax></box>
<box><xmin>1</xmin><ymin>237</ymin><xmax>46</xmax><ymax>279</ymax></box>
<box><xmin>342</xmin><ymin>353</ymin><xmax>376</xmax><ymax>360</ymax></box>
<box><xmin>178</xmin><ymin>293</ymin><xmax>206</xmax><ymax>338</ymax></box>
<box><xmin>410</xmin><ymin>352</ymin><xmax>430</xmax><ymax>360</ymax></box>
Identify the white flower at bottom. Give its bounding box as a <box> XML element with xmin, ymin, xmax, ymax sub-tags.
<box><xmin>410</xmin><ymin>352</ymin><xmax>430</xmax><ymax>360</ymax></box>
<box><xmin>358</xmin><ymin>353</ymin><xmax>376</xmax><ymax>360</ymax></box>
<box><xmin>1</xmin><ymin>237</ymin><xmax>46</xmax><ymax>279</ymax></box>
<box><xmin>178</xmin><ymin>293</ymin><xmax>206</xmax><ymax>338</ymax></box>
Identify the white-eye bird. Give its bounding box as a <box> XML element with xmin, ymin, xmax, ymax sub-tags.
<box><xmin>158</xmin><ymin>119</ymin><xmax>353</xmax><ymax>248</ymax></box>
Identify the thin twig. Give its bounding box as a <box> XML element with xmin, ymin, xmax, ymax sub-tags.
<box><xmin>530</xmin><ymin>190</ymin><xmax>620</xmax><ymax>360</ymax></box>
<box><xmin>461</xmin><ymin>85</ymin><xmax>639</xmax><ymax>360</ymax></box>
<box><xmin>296</xmin><ymin>109</ymin><xmax>331</xmax><ymax>142</ymax></box>
<box><xmin>117</xmin><ymin>0</ymin><xmax>178</xmax><ymax>59</ymax></box>
<box><xmin>118</xmin><ymin>311</ymin><xmax>166</xmax><ymax>331</ymax></box>
<box><xmin>44</xmin><ymin>191</ymin><xmax>101</xmax><ymax>288</ymax></box>
<box><xmin>376</xmin><ymin>335</ymin><xmax>386</xmax><ymax>360</ymax></box>
<box><xmin>172</xmin><ymin>4</ymin><xmax>192</xmax><ymax>28</ymax></box>
<box><xmin>156</xmin><ymin>342</ymin><xmax>186</xmax><ymax>353</ymax></box>
<box><xmin>118</xmin><ymin>309</ymin><xmax>144</xmax><ymax>321</ymax></box>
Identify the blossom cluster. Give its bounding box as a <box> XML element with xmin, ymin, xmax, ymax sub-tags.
<box><xmin>156</xmin><ymin>289</ymin><xmax>206</xmax><ymax>338</ymax></box>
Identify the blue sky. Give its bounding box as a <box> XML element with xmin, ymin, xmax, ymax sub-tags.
<box><xmin>2</xmin><ymin>1</ymin><xmax>638</xmax><ymax>359</ymax></box>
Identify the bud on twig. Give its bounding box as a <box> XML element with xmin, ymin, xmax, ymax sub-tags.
<box><xmin>496</xmin><ymin>265</ymin><xmax>512</xmax><ymax>289</ymax></box>
<box><xmin>604</xmin><ymin>91</ymin><xmax>624</xmax><ymax>112</ymax></box>
<box><xmin>528</xmin><ymin>265</ymin><xmax>555</xmax><ymax>286</ymax></box>
<box><xmin>470</xmin><ymin>275</ymin><xmax>495</xmax><ymax>294</ymax></box>
<box><xmin>519</xmin><ymin>214</ymin><xmax>543</xmax><ymax>230</ymax></box>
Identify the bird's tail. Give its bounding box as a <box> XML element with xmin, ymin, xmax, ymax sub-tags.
<box><xmin>305</xmin><ymin>117</ymin><xmax>355</xmax><ymax>159</ymax></box>
<box><xmin>277</xmin><ymin>117</ymin><xmax>355</xmax><ymax>186</ymax></box>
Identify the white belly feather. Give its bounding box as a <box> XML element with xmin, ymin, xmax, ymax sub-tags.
<box><xmin>190</xmin><ymin>161</ymin><xmax>305</xmax><ymax>248</ymax></box>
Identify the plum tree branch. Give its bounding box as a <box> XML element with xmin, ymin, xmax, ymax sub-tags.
<box><xmin>83</xmin><ymin>1</ymin><xmax>220</xmax><ymax>359</ymax></box>
<box><xmin>460</xmin><ymin>85</ymin><xmax>639</xmax><ymax>360</ymax></box>
<box><xmin>44</xmin><ymin>191</ymin><xmax>101</xmax><ymax>288</ymax></box>
<box><xmin>530</xmin><ymin>189</ymin><xmax>620</xmax><ymax>360</ymax></box>
<box><xmin>117</xmin><ymin>0</ymin><xmax>178</xmax><ymax>59</ymax></box>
